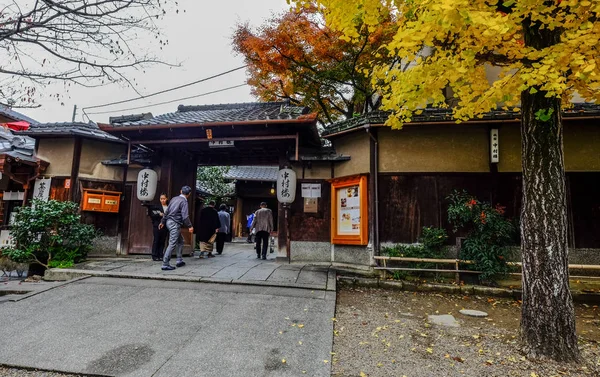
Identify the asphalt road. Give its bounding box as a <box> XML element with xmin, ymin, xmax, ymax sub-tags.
<box><xmin>0</xmin><ymin>277</ymin><xmax>335</xmax><ymax>377</ymax></box>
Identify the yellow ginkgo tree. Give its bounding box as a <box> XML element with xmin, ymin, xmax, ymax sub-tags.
<box><xmin>293</xmin><ymin>0</ymin><xmax>600</xmax><ymax>362</ymax></box>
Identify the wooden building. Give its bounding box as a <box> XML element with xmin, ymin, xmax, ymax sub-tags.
<box><xmin>286</xmin><ymin>104</ymin><xmax>600</xmax><ymax>266</ymax></box>
<box><xmin>0</xmin><ymin>107</ymin><xmax>49</xmax><ymax>238</ymax></box>
<box><xmin>96</xmin><ymin>101</ymin><xmax>328</xmax><ymax>259</ymax></box>
<box><xmin>12</xmin><ymin>101</ymin><xmax>600</xmax><ymax>267</ymax></box>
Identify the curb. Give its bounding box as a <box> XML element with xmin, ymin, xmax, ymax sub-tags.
<box><xmin>6</xmin><ymin>276</ymin><xmax>91</xmax><ymax>302</ymax></box>
<box><xmin>0</xmin><ymin>362</ymin><xmax>112</xmax><ymax>377</ymax></box>
<box><xmin>337</xmin><ymin>276</ymin><xmax>600</xmax><ymax>304</ymax></box>
<box><xmin>44</xmin><ymin>268</ymin><xmax>329</xmax><ymax>292</ymax></box>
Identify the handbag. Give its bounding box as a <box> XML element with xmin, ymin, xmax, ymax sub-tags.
<box><xmin>208</xmin><ymin>233</ymin><xmax>217</xmax><ymax>244</ymax></box>
<box><xmin>199</xmin><ymin>242</ymin><xmax>213</xmax><ymax>252</ymax></box>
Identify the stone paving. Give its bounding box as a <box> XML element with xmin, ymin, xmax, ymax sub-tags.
<box><xmin>45</xmin><ymin>242</ymin><xmax>333</xmax><ymax>291</ymax></box>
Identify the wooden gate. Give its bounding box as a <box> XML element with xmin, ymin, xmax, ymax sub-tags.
<box><xmin>127</xmin><ymin>182</ymin><xmax>193</xmax><ymax>255</ymax></box>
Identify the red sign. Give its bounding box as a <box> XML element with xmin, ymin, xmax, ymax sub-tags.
<box><xmin>65</xmin><ymin>179</ymin><xmax>71</xmax><ymax>189</ymax></box>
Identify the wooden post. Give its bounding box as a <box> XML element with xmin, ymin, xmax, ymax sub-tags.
<box><xmin>69</xmin><ymin>137</ymin><xmax>82</xmax><ymax>202</ymax></box>
<box><xmin>455</xmin><ymin>260</ymin><xmax>460</xmax><ymax>285</ymax></box>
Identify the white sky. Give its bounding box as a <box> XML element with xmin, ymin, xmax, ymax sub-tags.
<box><xmin>19</xmin><ymin>0</ymin><xmax>290</xmax><ymax>124</ymax></box>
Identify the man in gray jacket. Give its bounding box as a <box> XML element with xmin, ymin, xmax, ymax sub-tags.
<box><xmin>159</xmin><ymin>185</ymin><xmax>194</xmax><ymax>270</ymax></box>
<box><xmin>250</xmin><ymin>202</ymin><xmax>273</xmax><ymax>260</ymax></box>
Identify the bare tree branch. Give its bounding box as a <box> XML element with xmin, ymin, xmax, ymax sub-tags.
<box><xmin>0</xmin><ymin>0</ymin><xmax>177</xmax><ymax>107</ymax></box>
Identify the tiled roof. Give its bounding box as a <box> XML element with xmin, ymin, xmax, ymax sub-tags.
<box><xmin>101</xmin><ymin>146</ymin><xmax>155</xmax><ymax>167</ymax></box>
<box><xmin>109</xmin><ymin>113</ymin><xmax>153</xmax><ymax>124</ymax></box>
<box><xmin>322</xmin><ymin>103</ymin><xmax>600</xmax><ymax>137</ymax></box>
<box><xmin>224</xmin><ymin>166</ymin><xmax>279</xmax><ymax>182</ymax></box>
<box><xmin>107</xmin><ymin>101</ymin><xmax>312</xmax><ymax>127</ymax></box>
<box><xmin>0</xmin><ymin>105</ymin><xmax>38</xmax><ymax>124</ymax></box>
<box><xmin>17</xmin><ymin>122</ymin><xmax>124</xmax><ymax>143</ymax></box>
<box><xmin>0</xmin><ymin>126</ymin><xmax>36</xmax><ymax>163</ymax></box>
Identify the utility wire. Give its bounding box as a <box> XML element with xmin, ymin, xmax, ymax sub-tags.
<box><xmin>85</xmin><ymin>83</ymin><xmax>248</xmax><ymax>116</ymax></box>
<box><xmin>82</xmin><ymin>65</ymin><xmax>247</xmax><ymax>111</ymax></box>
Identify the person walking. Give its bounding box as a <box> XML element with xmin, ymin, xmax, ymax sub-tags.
<box><xmin>250</xmin><ymin>202</ymin><xmax>273</xmax><ymax>260</ymax></box>
<box><xmin>147</xmin><ymin>193</ymin><xmax>169</xmax><ymax>261</ymax></box>
<box><xmin>198</xmin><ymin>200</ymin><xmax>221</xmax><ymax>258</ymax></box>
<box><xmin>216</xmin><ymin>204</ymin><xmax>230</xmax><ymax>255</ymax></box>
<box><xmin>246</xmin><ymin>212</ymin><xmax>255</xmax><ymax>243</ymax></box>
<box><xmin>159</xmin><ymin>186</ymin><xmax>194</xmax><ymax>271</ymax></box>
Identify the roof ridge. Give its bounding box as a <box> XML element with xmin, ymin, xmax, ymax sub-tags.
<box><xmin>177</xmin><ymin>100</ymin><xmax>292</xmax><ymax>113</ymax></box>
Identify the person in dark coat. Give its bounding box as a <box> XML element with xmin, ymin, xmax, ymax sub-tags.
<box><xmin>147</xmin><ymin>193</ymin><xmax>169</xmax><ymax>261</ymax></box>
<box><xmin>216</xmin><ymin>203</ymin><xmax>230</xmax><ymax>255</ymax></box>
<box><xmin>198</xmin><ymin>200</ymin><xmax>221</xmax><ymax>258</ymax></box>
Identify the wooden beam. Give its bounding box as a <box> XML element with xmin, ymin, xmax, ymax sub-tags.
<box><xmin>133</xmin><ymin>135</ymin><xmax>298</xmax><ymax>145</ymax></box>
<box><xmin>98</xmin><ymin>117</ymin><xmax>317</xmax><ymax>132</ymax></box>
<box><xmin>69</xmin><ymin>137</ymin><xmax>82</xmax><ymax>202</ymax></box>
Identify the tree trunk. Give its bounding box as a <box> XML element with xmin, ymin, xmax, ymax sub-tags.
<box><xmin>519</xmin><ymin>20</ymin><xmax>579</xmax><ymax>362</ymax></box>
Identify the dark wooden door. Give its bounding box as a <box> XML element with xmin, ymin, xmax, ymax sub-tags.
<box><xmin>128</xmin><ymin>182</ymin><xmax>154</xmax><ymax>255</ymax></box>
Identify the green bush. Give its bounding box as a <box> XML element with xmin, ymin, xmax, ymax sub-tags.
<box><xmin>447</xmin><ymin>190</ymin><xmax>517</xmax><ymax>283</ymax></box>
<box><xmin>382</xmin><ymin>226</ymin><xmax>449</xmax><ymax>279</ymax></box>
<box><xmin>2</xmin><ymin>199</ymin><xmax>100</xmax><ymax>268</ymax></box>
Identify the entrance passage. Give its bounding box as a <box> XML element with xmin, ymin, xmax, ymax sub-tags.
<box><xmin>99</xmin><ymin>101</ymin><xmax>322</xmax><ymax>258</ymax></box>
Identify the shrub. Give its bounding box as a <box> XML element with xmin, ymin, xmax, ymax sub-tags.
<box><xmin>2</xmin><ymin>200</ymin><xmax>100</xmax><ymax>268</ymax></box>
<box><xmin>447</xmin><ymin>190</ymin><xmax>517</xmax><ymax>283</ymax></box>
<box><xmin>382</xmin><ymin>226</ymin><xmax>449</xmax><ymax>279</ymax></box>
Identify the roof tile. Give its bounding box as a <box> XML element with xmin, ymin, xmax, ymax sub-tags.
<box><xmin>17</xmin><ymin>122</ymin><xmax>124</xmax><ymax>143</ymax></box>
<box><xmin>110</xmin><ymin>101</ymin><xmax>310</xmax><ymax>127</ymax></box>
<box><xmin>224</xmin><ymin>166</ymin><xmax>279</xmax><ymax>182</ymax></box>
<box><xmin>323</xmin><ymin>103</ymin><xmax>600</xmax><ymax>137</ymax></box>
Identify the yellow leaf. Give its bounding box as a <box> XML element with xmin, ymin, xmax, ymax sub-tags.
<box><xmin>298</xmin><ymin>324</ymin><xmax>305</xmax><ymax>328</ymax></box>
<box><xmin>282</xmin><ymin>359</ymin><xmax>286</xmax><ymax>364</ymax></box>
<box><xmin>299</xmin><ymin>341</ymin><xmax>303</xmax><ymax>345</ymax></box>
<box><xmin>426</xmin><ymin>347</ymin><xmax>433</xmax><ymax>353</ymax></box>
<box><xmin>323</xmin><ymin>360</ymin><xmax>329</xmax><ymax>363</ymax></box>
<box><xmin>360</xmin><ymin>372</ymin><xmax>367</xmax><ymax>377</ymax></box>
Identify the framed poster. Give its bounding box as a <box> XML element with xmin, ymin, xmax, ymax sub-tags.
<box><xmin>331</xmin><ymin>175</ymin><xmax>368</xmax><ymax>245</ymax></box>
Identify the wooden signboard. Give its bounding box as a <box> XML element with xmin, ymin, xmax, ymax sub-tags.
<box><xmin>330</xmin><ymin>175</ymin><xmax>368</xmax><ymax>245</ymax></box>
<box><xmin>82</xmin><ymin>189</ymin><xmax>121</xmax><ymax>213</ymax></box>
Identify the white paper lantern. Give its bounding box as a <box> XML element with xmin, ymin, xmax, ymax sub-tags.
<box><xmin>137</xmin><ymin>168</ymin><xmax>158</xmax><ymax>201</ymax></box>
<box><xmin>276</xmin><ymin>168</ymin><xmax>297</xmax><ymax>204</ymax></box>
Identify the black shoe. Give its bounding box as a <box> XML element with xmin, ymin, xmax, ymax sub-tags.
<box><xmin>162</xmin><ymin>265</ymin><xmax>176</xmax><ymax>271</ymax></box>
<box><xmin>176</xmin><ymin>261</ymin><xmax>186</xmax><ymax>268</ymax></box>
<box><xmin>262</xmin><ymin>256</ymin><xmax>267</xmax><ymax>260</ymax></box>
<box><xmin>152</xmin><ymin>257</ymin><xmax>161</xmax><ymax>261</ymax></box>
<box><xmin>257</xmin><ymin>254</ymin><xmax>261</xmax><ymax>259</ymax></box>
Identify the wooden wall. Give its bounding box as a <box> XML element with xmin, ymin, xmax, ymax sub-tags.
<box><xmin>289</xmin><ymin>180</ymin><xmax>331</xmax><ymax>242</ymax></box>
<box><xmin>378</xmin><ymin>172</ymin><xmax>600</xmax><ymax>248</ymax></box>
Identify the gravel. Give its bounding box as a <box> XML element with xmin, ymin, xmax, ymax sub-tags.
<box><xmin>331</xmin><ymin>287</ymin><xmax>600</xmax><ymax>377</ymax></box>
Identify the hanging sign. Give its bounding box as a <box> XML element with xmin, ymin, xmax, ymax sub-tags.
<box><xmin>33</xmin><ymin>178</ymin><xmax>51</xmax><ymax>202</ymax></box>
<box><xmin>490</xmin><ymin>129</ymin><xmax>499</xmax><ymax>163</ymax></box>
<box><xmin>137</xmin><ymin>168</ymin><xmax>158</xmax><ymax>201</ymax></box>
<box><xmin>208</xmin><ymin>140</ymin><xmax>235</xmax><ymax>148</ymax></box>
<box><xmin>277</xmin><ymin>168</ymin><xmax>297</xmax><ymax>204</ymax></box>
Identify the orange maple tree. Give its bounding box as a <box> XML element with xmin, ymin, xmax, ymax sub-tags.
<box><xmin>232</xmin><ymin>3</ymin><xmax>397</xmax><ymax>124</ymax></box>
